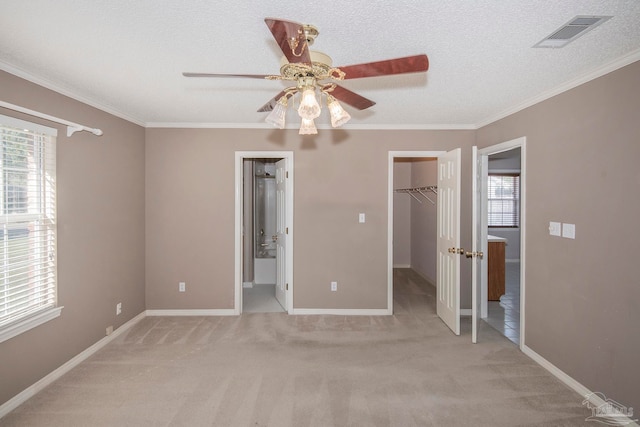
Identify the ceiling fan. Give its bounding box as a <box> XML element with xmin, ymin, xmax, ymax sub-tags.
<box><xmin>183</xmin><ymin>18</ymin><xmax>429</xmax><ymax>134</ymax></box>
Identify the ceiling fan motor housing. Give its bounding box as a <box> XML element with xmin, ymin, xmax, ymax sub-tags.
<box><xmin>279</xmin><ymin>50</ymin><xmax>334</xmax><ymax>81</ymax></box>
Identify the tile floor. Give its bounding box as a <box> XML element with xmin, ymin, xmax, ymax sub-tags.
<box><xmin>485</xmin><ymin>261</ymin><xmax>520</xmax><ymax>345</ymax></box>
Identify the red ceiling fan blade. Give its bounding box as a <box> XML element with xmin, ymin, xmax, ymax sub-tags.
<box><xmin>264</xmin><ymin>18</ymin><xmax>311</xmax><ymax>64</ymax></box>
<box><xmin>257</xmin><ymin>90</ymin><xmax>293</xmax><ymax>112</ymax></box>
<box><xmin>337</xmin><ymin>54</ymin><xmax>429</xmax><ymax>79</ymax></box>
<box><xmin>329</xmin><ymin>85</ymin><xmax>376</xmax><ymax>110</ymax></box>
<box><xmin>183</xmin><ymin>72</ymin><xmax>270</xmax><ymax>79</ymax></box>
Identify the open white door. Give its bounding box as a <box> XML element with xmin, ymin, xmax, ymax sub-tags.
<box><xmin>436</xmin><ymin>148</ymin><xmax>461</xmax><ymax>335</ymax></box>
<box><xmin>471</xmin><ymin>147</ymin><xmax>488</xmax><ymax>343</ymax></box>
<box><xmin>275</xmin><ymin>158</ymin><xmax>287</xmax><ymax>310</ymax></box>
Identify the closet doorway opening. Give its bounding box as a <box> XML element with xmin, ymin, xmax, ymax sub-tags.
<box><xmin>388</xmin><ymin>151</ymin><xmax>445</xmax><ymax>315</ymax></box>
<box><xmin>234</xmin><ymin>152</ymin><xmax>294</xmax><ymax>315</ymax></box>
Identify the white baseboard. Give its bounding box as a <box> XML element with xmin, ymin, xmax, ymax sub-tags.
<box><xmin>505</xmin><ymin>258</ymin><xmax>520</xmax><ymax>263</ymax></box>
<box><xmin>393</xmin><ymin>264</ymin><xmax>411</xmax><ymax>268</ymax></box>
<box><xmin>291</xmin><ymin>308</ymin><xmax>391</xmax><ymax>316</ymax></box>
<box><xmin>145</xmin><ymin>309</ymin><xmax>236</xmax><ymax>316</ymax></box>
<box><xmin>522</xmin><ymin>344</ymin><xmax>639</xmax><ymax>427</ymax></box>
<box><xmin>0</xmin><ymin>311</ymin><xmax>146</xmax><ymax>419</ymax></box>
<box><xmin>242</xmin><ymin>282</ymin><xmax>254</xmax><ymax>288</ymax></box>
<box><xmin>460</xmin><ymin>309</ymin><xmax>472</xmax><ymax>316</ymax></box>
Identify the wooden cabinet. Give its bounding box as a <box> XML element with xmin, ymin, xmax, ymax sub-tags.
<box><xmin>487</xmin><ymin>236</ymin><xmax>506</xmax><ymax>301</ymax></box>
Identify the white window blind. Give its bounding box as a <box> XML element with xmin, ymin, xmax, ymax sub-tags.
<box><xmin>488</xmin><ymin>173</ymin><xmax>520</xmax><ymax>227</ymax></box>
<box><xmin>1</xmin><ymin>115</ymin><xmax>57</xmax><ymax>334</ymax></box>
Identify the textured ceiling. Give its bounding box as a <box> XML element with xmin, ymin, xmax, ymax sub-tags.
<box><xmin>1</xmin><ymin>0</ymin><xmax>640</xmax><ymax>129</ymax></box>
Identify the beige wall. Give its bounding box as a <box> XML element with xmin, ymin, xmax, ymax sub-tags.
<box><xmin>145</xmin><ymin>129</ymin><xmax>475</xmax><ymax>310</ymax></box>
<box><xmin>0</xmin><ymin>71</ymin><xmax>146</xmax><ymax>406</ymax></box>
<box><xmin>476</xmin><ymin>61</ymin><xmax>640</xmax><ymax>411</ymax></box>
<box><xmin>392</xmin><ymin>160</ymin><xmax>412</xmax><ymax>267</ymax></box>
<box><xmin>410</xmin><ymin>159</ymin><xmax>438</xmax><ymax>283</ymax></box>
<box><xmin>5</xmin><ymin>58</ymin><xmax>637</xmax><ymax>412</ymax></box>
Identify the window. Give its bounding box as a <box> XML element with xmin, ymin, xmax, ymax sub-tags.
<box><xmin>488</xmin><ymin>173</ymin><xmax>520</xmax><ymax>227</ymax></box>
<box><xmin>1</xmin><ymin>115</ymin><xmax>59</xmax><ymax>343</ymax></box>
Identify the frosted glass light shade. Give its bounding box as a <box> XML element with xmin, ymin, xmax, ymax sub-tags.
<box><xmin>265</xmin><ymin>100</ymin><xmax>287</xmax><ymax>129</ymax></box>
<box><xmin>297</xmin><ymin>88</ymin><xmax>321</xmax><ymax>120</ymax></box>
<box><xmin>328</xmin><ymin>99</ymin><xmax>351</xmax><ymax>128</ymax></box>
<box><xmin>298</xmin><ymin>118</ymin><xmax>317</xmax><ymax>135</ymax></box>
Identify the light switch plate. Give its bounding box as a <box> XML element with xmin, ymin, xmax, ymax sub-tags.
<box><xmin>562</xmin><ymin>223</ymin><xmax>576</xmax><ymax>239</ymax></box>
<box><xmin>549</xmin><ymin>221</ymin><xmax>561</xmax><ymax>236</ymax></box>
<box><xmin>359</xmin><ymin>213</ymin><xmax>365</xmax><ymax>223</ymax></box>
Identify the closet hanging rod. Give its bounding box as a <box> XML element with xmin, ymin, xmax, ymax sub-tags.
<box><xmin>0</xmin><ymin>100</ymin><xmax>103</xmax><ymax>137</ymax></box>
<box><xmin>393</xmin><ymin>185</ymin><xmax>438</xmax><ymax>194</ymax></box>
<box><xmin>394</xmin><ymin>186</ymin><xmax>438</xmax><ymax>205</ymax></box>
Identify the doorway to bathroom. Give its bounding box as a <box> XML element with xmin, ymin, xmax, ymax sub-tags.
<box><xmin>471</xmin><ymin>137</ymin><xmax>526</xmax><ymax>346</ymax></box>
<box><xmin>234</xmin><ymin>152</ymin><xmax>294</xmax><ymax>314</ymax></box>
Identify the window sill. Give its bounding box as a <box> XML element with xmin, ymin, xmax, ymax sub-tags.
<box><xmin>0</xmin><ymin>306</ymin><xmax>64</xmax><ymax>344</ymax></box>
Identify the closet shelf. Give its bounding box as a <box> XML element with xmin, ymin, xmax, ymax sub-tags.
<box><xmin>394</xmin><ymin>186</ymin><xmax>438</xmax><ymax>204</ymax></box>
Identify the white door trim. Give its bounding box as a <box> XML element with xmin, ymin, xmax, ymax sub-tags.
<box><xmin>476</xmin><ymin>137</ymin><xmax>526</xmax><ymax>348</ymax></box>
<box><xmin>387</xmin><ymin>151</ymin><xmax>446</xmax><ymax>314</ymax></box>
<box><xmin>235</xmin><ymin>151</ymin><xmax>294</xmax><ymax>315</ymax></box>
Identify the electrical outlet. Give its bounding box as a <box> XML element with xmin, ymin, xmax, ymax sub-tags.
<box><xmin>106</xmin><ymin>325</ymin><xmax>113</xmax><ymax>336</ymax></box>
<box><xmin>359</xmin><ymin>213</ymin><xmax>365</xmax><ymax>223</ymax></box>
<box><xmin>116</xmin><ymin>302</ymin><xmax>122</xmax><ymax>315</ymax></box>
<box><xmin>179</xmin><ymin>282</ymin><xmax>186</xmax><ymax>292</ymax></box>
<box><xmin>331</xmin><ymin>281</ymin><xmax>337</xmax><ymax>291</ymax></box>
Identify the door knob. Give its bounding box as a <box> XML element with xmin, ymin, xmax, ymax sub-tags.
<box><xmin>465</xmin><ymin>251</ymin><xmax>484</xmax><ymax>259</ymax></box>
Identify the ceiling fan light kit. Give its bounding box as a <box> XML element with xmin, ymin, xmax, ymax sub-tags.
<box><xmin>264</xmin><ymin>96</ymin><xmax>288</xmax><ymax>129</ymax></box>
<box><xmin>183</xmin><ymin>18</ymin><xmax>429</xmax><ymax>134</ymax></box>
<box><xmin>298</xmin><ymin>118</ymin><xmax>318</xmax><ymax>135</ymax></box>
<box><xmin>297</xmin><ymin>87</ymin><xmax>322</xmax><ymax>120</ymax></box>
<box><xmin>328</xmin><ymin>95</ymin><xmax>351</xmax><ymax>128</ymax></box>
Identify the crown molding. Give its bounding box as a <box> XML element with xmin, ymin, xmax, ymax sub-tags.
<box><xmin>0</xmin><ymin>61</ymin><xmax>145</xmax><ymax>127</ymax></box>
<box><xmin>475</xmin><ymin>48</ymin><xmax>640</xmax><ymax>129</ymax></box>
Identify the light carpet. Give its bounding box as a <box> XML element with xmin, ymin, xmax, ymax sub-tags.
<box><xmin>2</xmin><ymin>269</ymin><xmax>592</xmax><ymax>426</ymax></box>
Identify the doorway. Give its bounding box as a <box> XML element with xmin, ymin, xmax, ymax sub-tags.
<box><xmin>484</xmin><ymin>148</ymin><xmax>522</xmax><ymax>344</ymax></box>
<box><xmin>471</xmin><ymin>138</ymin><xmax>526</xmax><ymax>347</ymax></box>
<box><xmin>235</xmin><ymin>152</ymin><xmax>294</xmax><ymax>315</ymax></box>
<box><xmin>387</xmin><ymin>151</ymin><xmax>445</xmax><ymax>315</ymax></box>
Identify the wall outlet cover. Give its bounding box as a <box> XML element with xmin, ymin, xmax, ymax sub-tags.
<box><xmin>562</xmin><ymin>223</ymin><xmax>576</xmax><ymax>239</ymax></box>
<box><xmin>549</xmin><ymin>221</ymin><xmax>561</xmax><ymax>236</ymax></box>
<box><xmin>331</xmin><ymin>281</ymin><xmax>337</xmax><ymax>291</ymax></box>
